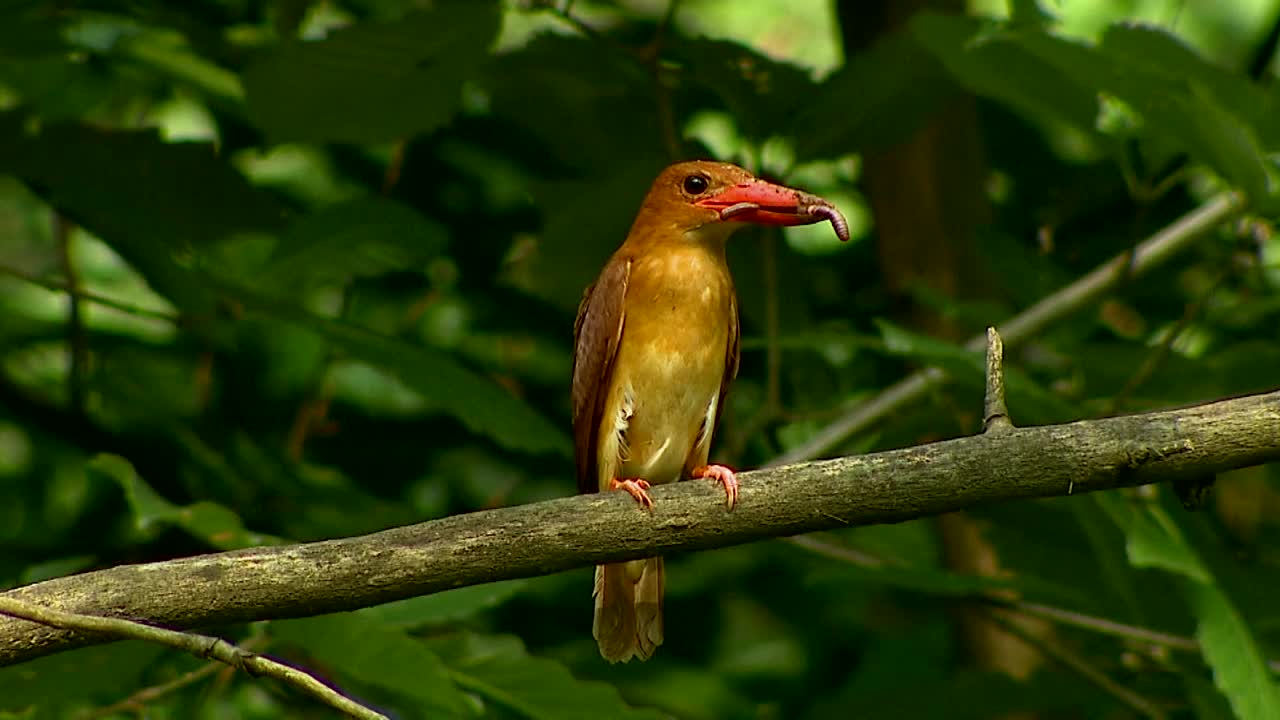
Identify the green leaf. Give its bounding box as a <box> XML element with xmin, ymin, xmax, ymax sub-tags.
<box><xmin>910</xmin><ymin>13</ymin><xmax>1099</xmax><ymax>133</ymax></box>
<box><xmin>516</xmin><ymin>165</ymin><xmax>661</xmax><ymax>310</ymax></box>
<box><xmin>0</xmin><ymin>56</ymin><xmax>118</xmax><ymax>121</ymax></box>
<box><xmin>360</xmin><ymin>580</ymin><xmax>528</xmax><ymax>628</ymax></box>
<box><xmin>1092</xmin><ymin>491</ymin><xmax>1209</xmax><ymax>582</ymax></box>
<box><xmin>243</xmin><ymin>1</ymin><xmax>501</xmax><ymax>144</ymax></box>
<box><xmin>228</xmin><ymin>285</ymin><xmax>571</xmax><ymax>455</ymax></box>
<box><xmin>483</xmin><ymin>35</ymin><xmax>662</xmax><ymax>172</ymax></box>
<box><xmin>116</xmin><ymin>27</ymin><xmax>245</xmax><ymax>110</ymax></box>
<box><xmin>672</xmin><ymin>37</ymin><xmax>817</xmax><ymax>143</ymax></box>
<box><xmin>429</xmin><ymin>633</ymin><xmax>667</xmax><ymax>720</ymax></box>
<box><xmin>0</xmin><ymin>112</ymin><xmax>288</xmax><ymax>314</ymax></box>
<box><xmin>975</xmin><ymin>20</ymin><xmax>1275</xmax><ymax>204</ymax></box>
<box><xmin>1182</xmin><ymin>669</ymin><xmax>1237</xmax><ymax>720</ymax></box>
<box><xmin>92</xmin><ymin>345</ymin><xmax>203</xmax><ymax>429</ymax></box>
<box><xmin>1187</xmin><ymin>582</ymin><xmax>1280</xmax><ymax>720</ymax></box>
<box><xmin>0</xmin><ymin>642</ymin><xmax>164</xmax><ymax>713</ymax></box>
<box><xmin>86</xmin><ymin>454</ymin><xmax>283</xmax><ymax>549</ymax></box>
<box><xmin>874</xmin><ymin>319</ymin><xmax>1080</xmax><ymax>423</ymax></box>
<box><xmin>259</xmin><ymin>196</ymin><xmax>448</xmax><ymax>289</ymax></box>
<box><xmin>844</xmin><ymin>561</ymin><xmax>1075</xmax><ymax>600</ymax></box>
<box><xmin>1072</xmin><ymin>496</ymin><xmax>1144</xmax><ymax>621</ymax></box>
<box><xmin>876</xmin><ymin>319</ymin><xmax>978</xmax><ymax>367</ymax></box>
<box><xmin>1096</xmin><ymin>492</ymin><xmax>1280</xmax><ymax>717</ymax></box>
<box><xmin>1098</xmin><ymin>24</ymin><xmax>1280</xmax><ymax>148</ymax></box>
<box><xmin>0</xmin><ymin>0</ymin><xmax>66</xmax><ymax>56</ymax></box>
<box><xmin>271</xmin><ymin>614</ymin><xmax>475</xmax><ymax>718</ymax></box>
<box><xmin>1176</xmin><ymin>80</ymin><xmax>1275</xmax><ymax>207</ymax></box>
<box><xmin>911</xmin><ymin>15</ymin><xmax>1279</xmax><ymax>204</ymax></box>
<box><xmin>1008</xmin><ymin>0</ymin><xmax>1054</xmax><ymax>27</ymax></box>
<box><xmin>19</xmin><ymin>556</ymin><xmax>95</xmax><ymax>585</ymax></box>
<box><xmin>793</xmin><ymin>32</ymin><xmax>953</xmax><ymax>160</ymax></box>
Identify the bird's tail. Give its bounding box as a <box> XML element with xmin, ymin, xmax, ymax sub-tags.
<box><xmin>593</xmin><ymin>557</ymin><xmax>664</xmax><ymax>662</ymax></box>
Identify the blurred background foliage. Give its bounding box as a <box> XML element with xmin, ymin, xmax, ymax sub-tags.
<box><xmin>1</xmin><ymin>0</ymin><xmax>1279</xmax><ymax>717</ymax></box>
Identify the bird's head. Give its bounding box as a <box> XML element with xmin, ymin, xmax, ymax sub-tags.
<box><xmin>631</xmin><ymin>160</ymin><xmax>850</xmax><ymax>245</ymax></box>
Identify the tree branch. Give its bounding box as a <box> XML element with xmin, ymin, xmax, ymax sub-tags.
<box><xmin>2</xmin><ymin>386</ymin><xmax>1277</xmax><ymax>668</ymax></box>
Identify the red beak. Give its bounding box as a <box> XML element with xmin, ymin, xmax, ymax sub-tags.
<box><xmin>695</xmin><ymin>179</ymin><xmax>850</xmax><ymax>242</ymax></box>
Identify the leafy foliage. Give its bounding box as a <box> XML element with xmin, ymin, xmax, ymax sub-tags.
<box><xmin>1</xmin><ymin>0</ymin><xmax>1278</xmax><ymax>718</ymax></box>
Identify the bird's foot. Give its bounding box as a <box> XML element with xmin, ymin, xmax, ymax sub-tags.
<box><xmin>609</xmin><ymin>477</ymin><xmax>654</xmax><ymax>510</ymax></box>
<box><xmin>692</xmin><ymin>464</ymin><xmax>738</xmax><ymax>509</ymax></box>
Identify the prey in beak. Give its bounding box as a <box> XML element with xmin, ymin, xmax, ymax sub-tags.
<box><xmin>695</xmin><ymin>179</ymin><xmax>851</xmax><ymax>242</ymax></box>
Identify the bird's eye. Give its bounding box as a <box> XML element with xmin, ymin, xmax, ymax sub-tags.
<box><xmin>682</xmin><ymin>174</ymin><xmax>709</xmax><ymax>195</ymax></box>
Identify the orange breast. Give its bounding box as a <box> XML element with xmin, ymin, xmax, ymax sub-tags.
<box><xmin>601</xmin><ymin>245</ymin><xmax>733</xmax><ymax>486</ymax></box>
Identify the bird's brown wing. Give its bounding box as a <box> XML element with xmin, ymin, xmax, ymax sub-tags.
<box><xmin>712</xmin><ymin>289</ymin><xmax>740</xmax><ymax>440</ymax></box>
<box><xmin>572</xmin><ymin>256</ymin><xmax>631</xmax><ymax>495</ymax></box>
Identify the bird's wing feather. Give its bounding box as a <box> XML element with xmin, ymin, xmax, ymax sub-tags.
<box><xmin>572</xmin><ymin>256</ymin><xmax>631</xmax><ymax>494</ymax></box>
<box><xmin>712</xmin><ymin>290</ymin><xmax>740</xmax><ymax>439</ymax></box>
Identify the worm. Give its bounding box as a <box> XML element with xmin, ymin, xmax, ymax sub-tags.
<box><xmin>809</xmin><ymin>204</ymin><xmax>850</xmax><ymax>242</ymax></box>
<box><xmin>719</xmin><ymin>201</ymin><xmax>760</xmax><ymax>221</ymax></box>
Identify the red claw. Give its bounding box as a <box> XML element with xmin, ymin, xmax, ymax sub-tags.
<box><xmin>692</xmin><ymin>464</ymin><xmax>738</xmax><ymax>509</ymax></box>
<box><xmin>609</xmin><ymin>477</ymin><xmax>654</xmax><ymax>510</ymax></box>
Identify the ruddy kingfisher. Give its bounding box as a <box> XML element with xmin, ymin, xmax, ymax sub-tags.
<box><xmin>571</xmin><ymin>160</ymin><xmax>848</xmax><ymax>662</ymax></box>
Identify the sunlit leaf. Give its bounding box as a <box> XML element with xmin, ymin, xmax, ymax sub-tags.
<box><xmin>1092</xmin><ymin>492</ymin><xmax>1209</xmax><ymax>582</ymax></box>
<box><xmin>1096</xmin><ymin>492</ymin><xmax>1279</xmax><ymax>717</ymax></box>
<box><xmin>1187</xmin><ymin>582</ymin><xmax>1280</xmax><ymax>720</ymax></box>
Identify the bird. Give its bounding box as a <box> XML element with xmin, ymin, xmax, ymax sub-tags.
<box><xmin>571</xmin><ymin>160</ymin><xmax>848</xmax><ymax>663</ymax></box>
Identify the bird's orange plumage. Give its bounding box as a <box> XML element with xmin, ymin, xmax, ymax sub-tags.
<box><xmin>571</xmin><ymin>160</ymin><xmax>847</xmax><ymax>662</ymax></box>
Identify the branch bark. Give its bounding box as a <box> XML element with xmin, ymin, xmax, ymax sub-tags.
<box><xmin>2</xmin><ymin>389</ymin><xmax>1278</xmax><ymax>668</ymax></box>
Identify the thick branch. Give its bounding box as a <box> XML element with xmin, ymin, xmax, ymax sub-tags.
<box><xmin>3</xmin><ymin>390</ymin><xmax>1278</xmax><ymax>667</ymax></box>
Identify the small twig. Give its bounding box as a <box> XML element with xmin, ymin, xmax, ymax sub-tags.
<box><xmin>995</xmin><ymin>598</ymin><xmax>1194</xmax><ymax>651</ymax></box>
<box><xmin>982</xmin><ymin>327</ymin><xmax>1012</xmax><ymax>433</ymax></box>
<box><xmin>770</xmin><ymin>193</ymin><xmax>1243</xmax><ymax>466</ymax></box>
<box><xmin>0</xmin><ymin>597</ymin><xmax>387</xmax><ymax>720</ymax></box>
<box><xmin>54</xmin><ymin>214</ymin><xmax>88</xmax><ymax>419</ymax></box>
<box><xmin>985</xmin><ymin>609</ymin><xmax>1168</xmax><ymax>719</ymax></box>
<box><xmin>996</xmin><ymin>598</ymin><xmax>1280</xmax><ymax>675</ymax></box>
<box><xmin>782</xmin><ymin>534</ymin><xmax>885</xmax><ymax>568</ymax></box>
<box><xmin>0</xmin><ymin>264</ymin><xmax>178</xmax><ymax>321</ymax></box>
